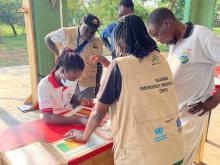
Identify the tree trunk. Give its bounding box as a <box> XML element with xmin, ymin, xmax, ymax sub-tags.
<box><xmin>9</xmin><ymin>23</ymin><xmax>17</xmax><ymax>36</ymax></box>
<box><xmin>0</xmin><ymin>36</ymin><xmax>4</xmax><ymax>44</ymax></box>
<box><xmin>170</xmin><ymin>0</ymin><xmax>177</xmax><ymax>11</ymax></box>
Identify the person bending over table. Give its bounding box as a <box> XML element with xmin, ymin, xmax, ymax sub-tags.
<box><xmin>38</xmin><ymin>48</ymin><xmax>89</xmax><ymax>125</ymax></box>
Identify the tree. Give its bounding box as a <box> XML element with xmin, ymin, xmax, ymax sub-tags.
<box><xmin>68</xmin><ymin>0</ymin><xmax>87</xmax><ymax>26</ymax></box>
<box><xmin>68</xmin><ymin>0</ymin><xmax>151</xmax><ymax>29</ymax></box>
<box><xmin>134</xmin><ymin>1</ymin><xmax>151</xmax><ymax>21</ymax></box>
<box><xmin>214</xmin><ymin>0</ymin><xmax>220</xmax><ymax>27</ymax></box>
<box><xmin>86</xmin><ymin>0</ymin><xmax>118</xmax><ymax>26</ymax></box>
<box><xmin>0</xmin><ymin>0</ymin><xmax>23</xmax><ymax>36</ymax></box>
<box><xmin>68</xmin><ymin>0</ymin><xmax>118</xmax><ymax>28</ymax></box>
<box><xmin>67</xmin><ymin>0</ymin><xmax>184</xmax><ymax>28</ymax></box>
<box><xmin>157</xmin><ymin>0</ymin><xmax>185</xmax><ymax>20</ymax></box>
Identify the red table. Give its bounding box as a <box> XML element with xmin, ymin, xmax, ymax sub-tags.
<box><xmin>0</xmin><ymin>119</ymin><xmax>113</xmax><ymax>164</ymax></box>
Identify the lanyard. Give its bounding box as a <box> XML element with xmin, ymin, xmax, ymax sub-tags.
<box><xmin>74</xmin><ymin>35</ymin><xmax>90</xmax><ymax>55</ymax></box>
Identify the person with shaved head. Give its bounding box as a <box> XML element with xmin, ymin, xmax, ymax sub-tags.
<box><xmin>147</xmin><ymin>7</ymin><xmax>220</xmax><ymax>165</ymax></box>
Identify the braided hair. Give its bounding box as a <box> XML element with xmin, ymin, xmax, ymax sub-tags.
<box><xmin>54</xmin><ymin>47</ymin><xmax>85</xmax><ymax>72</ymax></box>
<box><xmin>114</xmin><ymin>15</ymin><xmax>159</xmax><ymax>58</ymax></box>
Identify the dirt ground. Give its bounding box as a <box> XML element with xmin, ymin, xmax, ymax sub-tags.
<box><xmin>0</xmin><ymin>50</ymin><xmax>28</xmax><ymax>67</ymax></box>
<box><xmin>0</xmin><ymin>65</ymin><xmax>40</xmax><ymax>129</ymax></box>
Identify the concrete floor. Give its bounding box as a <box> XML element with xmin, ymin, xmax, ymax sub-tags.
<box><xmin>0</xmin><ymin>65</ymin><xmax>220</xmax><ymax>165</ymax></box>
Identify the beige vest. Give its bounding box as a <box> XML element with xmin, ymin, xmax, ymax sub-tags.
<box><xmin>110</xmin><ymin>52</ymin><xmax>184</xmax><ymax>165</ymax></box>
<box><xmin>62</xmin><ymin>27</ymin><xmax>103</xmax><ymax>88</ymax></box>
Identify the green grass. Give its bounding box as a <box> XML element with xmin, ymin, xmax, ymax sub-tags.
<box><xmin>0</xmin><ymin>24</ymin><xmax>26</xmax><ymax>51</ymax></box>
<box><xmin>213</xmin><ymin>28</ymin><xmax>220</xmax><ymax>36</ymax></box>
<box><xmin>0</xmin><ymin>35</ymin><xmax>27</xmax><ymax>51</ymax></box>
<box><xmin>0</xmin><ymin>24</ymin><xmax>25</xmax><ymax>37</ymax></box>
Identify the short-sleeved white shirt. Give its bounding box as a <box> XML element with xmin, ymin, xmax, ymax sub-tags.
<box><xmin>38</xmin><ymin>71</ymin><xmax>77</xmax><ymax>115</ymax></box>
<box><xmin>167</xmin><ymin>25</ymin><xmax>220</xmax><ymax>115</ymax></box>
<box><xmin>49</xmin><ymin>28</ymin><xmax>65</xmax><ymax>46</ymax></box>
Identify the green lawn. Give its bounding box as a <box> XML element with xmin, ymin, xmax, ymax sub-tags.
<box><xmin>0</xmin><ymin>24</ymin><xmax>26</xmax><ymax>51</ymax></box>
<box><xmin>0</xmin><ymin>35</ymin><xmax>27</xmax><ymax>51</ymax></box>
<box><xmin>0</xmin><ymin>24</ymin><xmax>25</xmax><ymax>37</ymax></box>
<box><xmin>213</xmin><ymin>28</ymin><xmax>220</xmax><ymax>36</ymax></box>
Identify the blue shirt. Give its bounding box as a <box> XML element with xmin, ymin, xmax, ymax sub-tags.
<box><xmin>100</xmin><ymin>22</ymin><xmax>117</xmax><ymax>51</ymax></box>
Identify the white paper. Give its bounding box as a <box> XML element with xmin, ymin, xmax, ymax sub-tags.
<box><xmin>63</xmin><ymin>105</ymin><xmax>85</xmax><ymax>117</ymax></box>
<box><xmin>63</xmin><ymin>106</ymin><xmax>93</xmax><ymax>117</ymax></box>
<box><xmin>17</xmin><ymin>104</ymin><xmax>33</xmax><ymax>112</ymax></box>
<box><xmin>4</xmin><ymin>142</ymin><xmax>59</xmax><ymax>165</ymax></box>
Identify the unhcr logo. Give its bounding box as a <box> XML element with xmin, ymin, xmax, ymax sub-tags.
<box><xmin>154</xmin><ymin>127</ymin><xmax>167</xmax><ymax>142</ymax></box>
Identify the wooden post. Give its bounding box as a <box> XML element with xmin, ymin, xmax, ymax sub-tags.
<box><xmin>21</xmin><ymin>0</ymin><xmax>38</xmax><ymax>107</ymax></box>
<box><xmin>193</xmin><ymin>116</ymin><xmax>209</xmax><ymax>164</ymax></box>
<box><xmin>21</xmin><ymin>0</ymin><xmax>68</xmax><ymax>108</ymax></box>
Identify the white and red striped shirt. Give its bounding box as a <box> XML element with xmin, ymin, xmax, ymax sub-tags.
<box><xmin>38</xmin><ymin>71</ymin><xmax>77</xmax><ymax>115</ymax></box>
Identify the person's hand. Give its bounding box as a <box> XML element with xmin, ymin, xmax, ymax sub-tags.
<box><xmin>188</xmin><ymin>96</ymin><xmax>219</xmax><ymax>116</ymax></box>
<box><xmin>89</xmin><ymin>55</ymin><xmax>110</xmax><ymax>67</ymax></box>
<box><xmin>64</xmin><ymin>129</ymin><xmax>87</xmax><ymax>142</ymax></box>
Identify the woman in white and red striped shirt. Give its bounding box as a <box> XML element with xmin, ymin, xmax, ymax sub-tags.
<box><xmin>38</xmin><ymin>48</ymin><xmax>88</xmax><ymax>125</ymax></box>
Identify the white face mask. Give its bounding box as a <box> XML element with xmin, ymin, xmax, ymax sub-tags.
<box><xmin>61</xmin><ymin>74</ymin><xmax>78</xmax><ymax>87</ymax></box>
